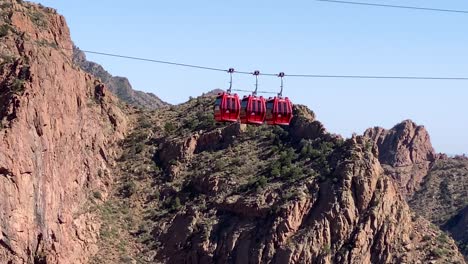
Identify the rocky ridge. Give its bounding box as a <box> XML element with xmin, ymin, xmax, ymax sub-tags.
<box><xmin>72</xmin><ymin>46</ymin><xmax>168</xmax><ymax>110</ymax></box>
<box><xmin>364</xmin><ymin>120</ymin><xmax>437</xmax><ymax>197</ymax></box>
<box><xmin>92</xmin><ymin>97</ymin><xmax>465</xmax><ymax>263</ymax></box>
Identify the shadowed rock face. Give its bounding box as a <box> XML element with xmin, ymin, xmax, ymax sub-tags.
<box><xmin>445</xmin><ymin>206</ymin><xmax>468</xmax><ymax>255</ymax></box>
<box><xmin>72</xmin><ymin>46</ymin><xmax>168</xmax><ymax>110</ymax></box>
<box><xmin>0</xmin><ymin>1</ymin><xmax>127</xmax><ymax>263</ymax></box>
<box><xmin>410</xmin><ymin>158</ymin><xmax>468</xmax><ymax>258</ymax></box>
<box><xmin>364</xmin><ymin>120</ymin><xmax>436</xmax><ymax>197</ymax></box>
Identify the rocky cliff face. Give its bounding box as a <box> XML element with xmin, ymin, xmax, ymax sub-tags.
<box><xmin>94</xmin><ymin>97</ymin><xmax>465</xmax><ymax>263</ymax></box>
<box><xmin>409</xmin><ymin>158</ymin><xmax>468</xmax><ymax>258</ymax></box>
<box><xmin>366</xmin><ymin>122</ymin><xmax>468</xmax><ymax>259</ymax></box>
<box><xmin>364</xmin><ymin>120</ymin><xmax>436</xmax><ymax>197</ymax></box>
<box><xmin>72</xmin><ymin>47</ymin><xmax>168</xmax><ymax>110</ymax></box>
<box><xmin>0</xmin><ymin>1</ymin><xmax>127</xmax><ymax>263</ymax></box>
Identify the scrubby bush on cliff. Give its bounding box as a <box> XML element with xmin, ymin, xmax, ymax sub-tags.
<box><xmin>120</xmin><ymin>180</ymin><xmax>137</xmax><ymax>198</ymax></box>
<box><xmin>0</xmin><ymin>24</ymin><xmax>10</xmax><ymax>37</ymax></box>
<box><xmin>163</xmin><ymin>196</ymin><xmax>182</xmax><ymax>212</ymax></box>
<box><xmin>164</xmin><ymin>122</ymin><xmax>176</xmax><ymax>134</ymax></box>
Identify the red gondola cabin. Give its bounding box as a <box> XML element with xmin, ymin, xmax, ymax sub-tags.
<box><xmin>214</xmin><ymin>93</ymin><xmax>241</xmax><ymax>122</ymax></box>
<box><xmin>266</xmin><ymin>97</ymin><xmax>293</xmax><ymax>125</ymax></box>
<box><xmin>240</xmin><ymin>95</ymin><xmax>266</xmax><ymax>125</ymax></box>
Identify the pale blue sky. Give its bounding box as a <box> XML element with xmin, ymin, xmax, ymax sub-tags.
<box><xmin>33</xmin><ymin>0</ymin><xmax>468</xmax><ymax>154</ymax></box>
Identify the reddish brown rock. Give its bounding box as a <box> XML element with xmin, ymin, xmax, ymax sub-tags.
<box><xmin>156</xmin><ymin>122</ymin><xmax>245</xmax><ymax>172</ymax></box>
<box><xmin>0</xmin><ymin>2</ymin><xmax>127</xmax><ymax>263</ymax></box>
<box><xmin>155</xmin><ymin>137</ymin><xmax>465</xmax><ymax>264</ymax></box>
<box><xmin>364</xmin><ymin>120</ymin><xmax>436</xmax><ymax>197</ymax></box>
<box><xmin>288</xmin><ymin>105</ymin><xmax>327</xmax><ymax>141</ymax></box>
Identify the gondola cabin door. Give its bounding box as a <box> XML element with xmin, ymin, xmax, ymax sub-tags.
<box><xmin>266</xmin><ymin>97</ymin><xmax>293</xmax><ymax>125</ymax></box>
<box><xmin>214</xmin><ymin>93</ymin><xmax>241</xmax><ymax>122</ymax></box>
<box><xmin>240</xmin><ymin>95</ymin><xmax>266</xmax><ymax>125</ymax></box>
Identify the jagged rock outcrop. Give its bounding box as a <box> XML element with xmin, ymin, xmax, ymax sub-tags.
<box><xmin>0</xmin><ymin>1</ymin><xmax>127</xmax><ymax>263</ymax></box>
<box><xmin>73</xmin><ymin>46</ymin><xmax>168</xmax><ymax>110</ymax></box>
<box><xmin>154</xmin><ymin>135</ymin><xmax>464</xmax><ymax>264</ymax></box>
<box><xmin>155</xmin><ymin>123</ymin><xmax>246</xmax><ymax>179</ymax></box>
<box><xmin>202</xmin><ymin>89</ymin><xmax>225</xmax><ymax>97</ymax></box>
<box><xmin>92</xmin><ymin>95</ymin><xmax>464</xmax><ymax>263</ymax></box>
<box><xmin>288</xmin><ymin>105</ymin><xmax>327</xmax><ymax>141</ymax></box>
<box><xmin>364</xmin><ymin>120</ymin><xmax>436</xmax><ymax>197</ymax></box>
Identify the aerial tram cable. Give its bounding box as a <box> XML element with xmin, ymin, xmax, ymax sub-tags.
<box><xmin>253</xmin><ymin>70</ymin><xmax>260</xmax><ymax>96</ymax></box>
<box><xmin>313</xmin><ymin>0</ymin><xmax>468</xmax><ymax>14</ymax></box>
<box><xmin>278</xmin><ymin>72</ymin><xmax>285</xmax><ymax>97</ymax></box>
<box><xmin>78</xmin><ymin>50</ymin><xmax>468</xmax><ymax>81</ymax></box>
<box><xmin>227</xmin><ymin>68</ymin><xmax>234</xmax><ymax>94</ymax></box>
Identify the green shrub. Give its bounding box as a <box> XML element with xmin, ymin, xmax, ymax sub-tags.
<box><xmin>120</xmin><ymin>255</ymin><xmax>134</xmax><ymax>264</ymax></box>
<box><xmin>436</xmin><ymin>233</ymin><xmax>450</xmax><ymax>244</ymax></box>
<box><xmin>120</xmin><ymin>180</ymin><xmax>136</xmax><ymax>198</ymax></box>
<box><xmin>214</xmin><ymin>159</ymin><xmax>227</xmax><ymax>171</ymax></box>
<box><xmin>283</xmin><ymin>166</ymin><xmax>302</xmax><ymax>181</ymax></box>
<box><xmin>139</xmin><ymin>117</ymin><xmax>152</xmax><ymax>129</ymax></box>
<box><xmin>282</xmin><ymin>190</ymin><xmax>300</xmax><ymax>201</ymax></box>
<box><xmin>184</xmin><ymin>118</ymin><xmax>199</xmax><ymax>130</ymax></box>
<box><xmin>93</xmin><ymin>191</ymin><xmax>102</xmax><ymax>200</ymax></box>
<box><xmin>164</xmin><ymin>122</ymin><xmax>176</xmax><ymax>134</ymax></box>
<box><xmin>134</xmin><ymin>143</ymin><xmax>144</xmax><ymax>154</ymax></box>
<box><xmin>0</xmin><ymin>3</ymin><xmax>13</xmax><ymax>9</ymax></box>
<box><xmin>246</xmin><ymin>125</ymin><xmax>257</xmax><ymax>137</ymax></box>
<box><xmin>28</xmin><ymin>10</ymin><xmax>47</xmax><ymax>28</ymax></box>
<box><xmin>278</xmin><ymin>148</ymin><xmax>297</xmax><ymax>167</ymax></box>
<box><xmin>272</xmin><ymin>126</ymin><xmax>289</xmax><ymax>142</ymax></box>
<box><xmin>0</xmin><ymin>24</ymin><xmax>10</xmax><ymax>37</ymax></box>
<box><xmin>270</xmin><ymin>165</ymin><xmax>281</xmax><ymax>178</ymax></box>
<box><xmin>241</xmin><ymin>176</ymin><xmax>268</xmax><ymax>192</ymax></box>
<box><xmin>11</xmin><ymin>79</ymin><xmax>25</xmax><ymax>94</ymax></box>
<box><xmin>231</xmin><ymin>157</ymin><xmax>242</xmax><ymax>166</ymax></box>
<box><xmin>172</xmin><ymin>197</ymin><xmax>181</xmax><ymax>210</ymax></box>
<box><xmin>196</xmin><ymin>112</ymin><xmax>215</xmax><ymax>130</ymax></box>
<box><xmin>255</xmin><ymin>176</ymin><xmax>268</xmax><ymax>190</ymax></box>
<box><xmin>300</xmin><ymin>142</ymin><xmax>313</xmax><ymax>158</ymax></box>
<box><xmin>432</xmin><ymin>247</ymin><xmax>448</xmax><ymax>258</ymax></box>
<box><xmin>322</xmin><ymin>244</ymin><xmax>331</xmax><ymax>255</ymax></box>
<box><xmin>164</xmin><ymin>196</ymin><xmax>182</xmax><ymax>212</ymax></box>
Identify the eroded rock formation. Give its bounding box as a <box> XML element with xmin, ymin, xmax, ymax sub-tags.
<box><xmin>364</xmin><ymin>120</ymin><xmax>436</xmax><ymax>197</ymax></box>
<box><xmin>0</xmin><ymin>1</ymin><xmax>127</xmax><ymax>262</ymax></box>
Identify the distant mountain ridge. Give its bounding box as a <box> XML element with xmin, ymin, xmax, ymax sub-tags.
<box><xmin>72</xmin><ymin>46</ymin><xmax>168</xmax><ymax>110</ymax></box>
